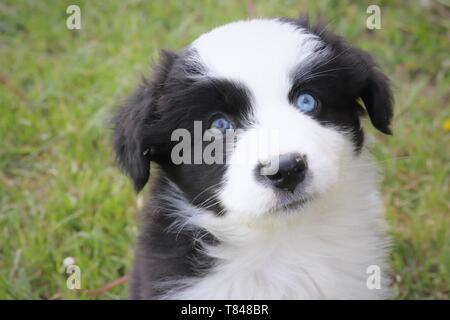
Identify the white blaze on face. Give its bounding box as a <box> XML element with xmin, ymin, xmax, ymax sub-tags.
<box><xmin>192</xmin><ymin>19</ymin><xmax>355</xmax><ymax>216</ymax></box>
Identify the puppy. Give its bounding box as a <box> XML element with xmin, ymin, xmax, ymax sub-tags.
<box><xmin>113</xmin><ymin>16</ymin><xmax>393</xmax><ymax>299</ymax></box>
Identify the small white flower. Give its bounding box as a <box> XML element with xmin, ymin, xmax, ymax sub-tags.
<box><xmin>63</xmin><ymin>256</ymin><xmax>76</xmax><ymax>268</ymax></box>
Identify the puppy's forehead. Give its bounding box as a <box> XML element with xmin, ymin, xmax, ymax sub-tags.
<box><xmin>191</xmin><ymin>19</ymin><xmax>323</xmax><ymax>98</ymax></box>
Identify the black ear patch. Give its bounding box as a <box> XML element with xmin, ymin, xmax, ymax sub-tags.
<box><xmin>113</xmin><ymin>50</ymin><xmax>178</xmax><ymax>191</ymax></box>
<box><xmin>360</xmin><ymin>67</ymin><xmax>393</xmax><ymax>135</ymax></box>
<box><xmin>285</xmin><ymin>15</ymin><xmax>394</xmax><ymax>135</ymax></box>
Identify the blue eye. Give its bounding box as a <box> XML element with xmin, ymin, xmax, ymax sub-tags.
<box><xmin>210</xmin><ymin>117</ymin><xmax>233</xmax><ymax>132</ymax></box>
<box><xmin>296</xmin><ymin>93</ymin><xmax>318</xmax><ymax>113</ymax></box>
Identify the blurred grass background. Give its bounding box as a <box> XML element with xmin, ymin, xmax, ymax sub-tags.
<box><xmin>0</xmin><ymin>0</ymin><xmax>449</xmax><ymax>299</ymax></box>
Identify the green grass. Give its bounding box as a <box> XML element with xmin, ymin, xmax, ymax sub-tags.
<box><xmin>0</xmin><ymin>0</ymin><xmax>449</xmax><ymax>299</ymax></box>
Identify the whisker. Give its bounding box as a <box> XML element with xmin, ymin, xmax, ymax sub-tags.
<box><xmin>190</xmin><ymin>182</ymin><xmax>223</xmax><ymax>204</ymax></box>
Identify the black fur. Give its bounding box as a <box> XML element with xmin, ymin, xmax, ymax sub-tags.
<box><xmin>114</xmin><ymin>49</ymin><xmax>252</xmax><ymax>298</ymax></box>
<box><xmin>286</xmin><ymin>15</ymin><xmax>393</xmax><ymax>148</ymax></box>
<box><xmin>129</xmin><ymin>176</ymin><xmax>217</xmax><ymax>299</ymax></box>
<box><xmin>113</xmin><ymin>50</ymin><xmax>179</xmax><ymax>191</ymax></box>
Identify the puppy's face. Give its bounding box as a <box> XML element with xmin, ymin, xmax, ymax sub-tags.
<box><xmin>114</xmin><ymin>19</ymin><xmax>392</xmax><ymax>217</ymax></box>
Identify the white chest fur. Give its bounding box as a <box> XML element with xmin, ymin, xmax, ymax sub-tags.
<box><xmin>161</xmin><ymin>156</ymin><xmax>391</xmax><ymax>300</ymax></box>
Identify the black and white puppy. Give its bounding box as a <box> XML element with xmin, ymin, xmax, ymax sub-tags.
<box><xmin>113</xmin><ymin>16</ymin><xmax>393</xmax><ymax>299</ymax></box>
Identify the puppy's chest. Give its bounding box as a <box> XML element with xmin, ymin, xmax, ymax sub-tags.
<box><xmin>166</xmin><ymin>229</ymin><xmax>377</xmax><ymax>299</ymax></box>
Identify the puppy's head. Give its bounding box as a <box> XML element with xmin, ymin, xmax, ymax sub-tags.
<box><xmin>113</xmin><ymin>17</ymin><xmax>393</xmax><ymax>217</ymax></box>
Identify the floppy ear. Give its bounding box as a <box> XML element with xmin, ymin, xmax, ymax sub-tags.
<box><xmin>113</xmin><ymin>50</ymin><xmax>178</xmax><ymax>191</ymax></box>
<box><xmin>289</xmin><ymin>14</ymin><xmax>394</xmax><ymax>135</ymax></box>
<box><xmin>359</xmin><ymin>58</ymin><xmax>394</xmax><ymax>135</ymax></box>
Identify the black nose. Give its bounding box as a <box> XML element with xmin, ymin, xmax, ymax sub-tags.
<box><xmin>257</xmin><ymin>153</ymin><xmax>307</xmax><ymax>192</ymax></box>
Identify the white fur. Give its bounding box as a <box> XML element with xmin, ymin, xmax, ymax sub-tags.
<box><xmin>159</xmin><ymin>19</ymin><xmax>391</xmax><ymax>299</ymax></box>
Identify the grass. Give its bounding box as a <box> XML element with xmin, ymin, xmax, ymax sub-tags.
<box><xmin>0</xmin><ymin>0</ymin><xmax>449</xmax><ymax>299</ymax></box>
